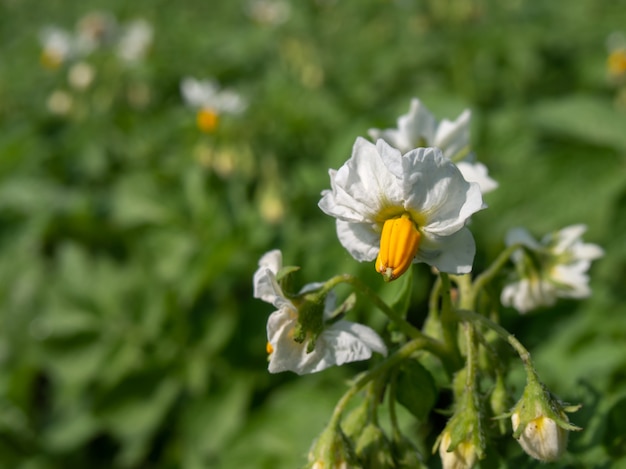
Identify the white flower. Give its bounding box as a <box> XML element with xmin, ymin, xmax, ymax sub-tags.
<box><xmin>368</xmin><ymin>98</ymin><xmax>497</xmax><ymax>194</ymax></box>
<box><xmin>318</xmin><ymin>138</ymin><xmax>484</xmax><ymax>279</ymax></box>
<box><xmin>116</xmin><ymin>19</ymin><xmax>153</xmax><ymax>63</ymax></box>
<box><xmin>501</xmin><ymin>225</ymin><xmax>604</xmax><ymax>313</ymax></box>
<box><xmin>180</xmin><ymin>77</ymin><xmax>247</xmax><ymax>114</ymax></box>
<box><xmin>39</xmin><ymin>27</ymin><xmax>77</xmax><ymax>68</ymax></box>
<box><xmin>253</xmin><ymin>250</ymin><xmax>387</xmax><ymax>375</ymax></box>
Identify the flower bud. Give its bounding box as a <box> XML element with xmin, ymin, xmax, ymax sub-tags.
<box><xmin>354</xmin><ymin>423</ymin><xmax>395</xmax><ymax>469</ymax></box>
<box><xmin>511</xmin><ymin>412</ymin><xmax>567</xmax><ymax>462</ymax></box>
<box><xmin>438</xmin><ymin>430</ymin><xmax>477</xmax><ymax>469</ymax></box>
<box><xmin>510</xmin><ymin>371</ymin><xmax>581</xmax><ymax>462</ymax></box>
<box><xmin>307</xmin><ymin>423</ymin><xmax>360</xmax><ymax>469</ymax></box>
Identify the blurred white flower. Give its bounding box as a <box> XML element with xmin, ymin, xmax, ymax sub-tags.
<box><xmin>369</xmin><ymin>98</ymin><xmax>497</xmax><ymax>194</ymax></box>
<box><xmin>253</xmin><ymin>250</ymin><xmax>387</xmax><ymax>375</ymax></box>
<box><xmin>501</xmin><ymin>224</ymin><xmax>604</xmax><ymax>313</ymax></box>
<box><xmin>180</xmin><ymin>77</ymin><xmax>247</xmax><ymax>132</ymax></box>
<box><xmin>47</xmin><ymin>89</ymin><xmax>73</xmax><ymax>116</ymax></box>
<box><xmin>246</xmin><ymin>0</ymin><xmax>291</xmax><ymax>25</ymax></box>
<box><xmin>68</xmin><ymin>61</ymin><xmax>95</xmax><ymax>90</ymax></box>
<box><xmin>319</xmin><ymin>138</ymin><xmax>484</xmax><ymax>280</ymax></box>
<box><xmin>180</xmin><ymin>77</ymin><xmax>247</xmax><ymax>114</ymax></box>
<box><xmin>75</xmin><ymin>11</ymin><xmax>118</xmax><ymax>54</ymax></box>
<box><xmin>39</xmin><ymin>27</ymin><xmax>76</xmax><ymax>68</ymax></box>
<box><xmin>116</xmin><ymin>19</ymin><xmax>153</xmax><ymax>63</ymax></box>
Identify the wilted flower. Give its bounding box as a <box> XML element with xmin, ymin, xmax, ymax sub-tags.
<box><xmin>180</xmin><ymin>77</ymin><xmax>247</xmax><ymax>132</ymax></box>
<box><xmin>253</xmin><ymin>250</ymin><xmax>387</xmax><ymax>374</ymax></box>
<box><xmin>246</xmin><ymin>0</ymin><xmax>291</xmax><ymax>26</ymax></box>
<box><xmin>75</xmin><ymin>11</ymin><xmax>118</xmax><ymax>53</ymax></box>
<box><xmin>368</xmin><ymin>98</ymin><xmax>497</xmax><ymax>194</ymax></box>
<box><xmin>319</xmin><ymin>137</ymin><xmax>483</xmax><ymax>281</ymax></box>
<box><xmin>501</xmin><ymin>224</ymin><xmax>604</xmax><ymax>313</ymax></box>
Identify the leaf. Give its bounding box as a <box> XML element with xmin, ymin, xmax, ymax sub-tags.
<box><xmin>531</xmin><ymin>95</ymin><xmax>626</xmax><ymax>151</ymax></box>
<box><xmin>395</xmin><ymin>360</ymin><xmax>438</xmax><ymax>421</ymax></box>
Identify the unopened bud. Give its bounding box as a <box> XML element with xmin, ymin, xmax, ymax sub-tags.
<box><xmin>438</xmin><ymin>430</ymin><xmax>477</xmax><ymax>469</ymax></box>
<box><xmin>307</xmin><ymin>423</ymin><xmax>360</xmax><ymax>469</ymax></box>
<box><xmin>511</xmin><ymin>412</ymin><xmax>567</xmax><ymax>462</ymax></box>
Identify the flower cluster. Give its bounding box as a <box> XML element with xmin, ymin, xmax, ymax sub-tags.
<box><xmin>252</xmin><ymin>96</ymin><xmax>603</xmax><ymax>467</ymax></box>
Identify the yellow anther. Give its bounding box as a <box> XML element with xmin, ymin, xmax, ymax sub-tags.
<box><xmin>196</xmin><ymin>107</ymin><xmax>219</xmax><ymax>133</ymax></box>
<box><xmin>375</xmin><ymin>213</ymin><xmax>421</xmax><ymax>282</ymax></box>
<box><xmin>608</xmin><ymin>49</ymin><xmax>626</xmax><ymax>77</ymax></box>
<box><xmin>266</xmin><ymin>341</ymin><xmax>274</xmax><ymax>355</ymax></box>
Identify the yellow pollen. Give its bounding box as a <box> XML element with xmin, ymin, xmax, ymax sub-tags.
<box><xmin>375</xmin><ymin>213</ymin><xmax>421</xmax><ymax>282</ymax></box>
<box><xmin>196</xmin><ymin>108</ymin><xmax>219</xmax><ymax>133</ymax></box>
<box><xmin>266</xmin><ymin>342</ymin><xmax>274</xmax><ymax>355</ymax></box>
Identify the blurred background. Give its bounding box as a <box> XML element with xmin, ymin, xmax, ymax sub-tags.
<box><xmin>1</xmin><ymin>0</ymin><xmax>626</xmax><ymax>467</ymax></box>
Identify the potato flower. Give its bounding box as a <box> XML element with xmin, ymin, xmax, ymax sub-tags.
<box><xmin>501</xmin><ymin>224</ymin><xmax>604</xmax><ymax>313</ymax></box>
<box><xmin>368</xmin><ymin>98</ymin><xmax>497</xmax><ymax>194</ymax></box>
<box><xmin>253</xmin><ymin>250</ymin><xmax>387</xmax><ymax>374</ymax></box>
<box><xmin>180</xmin><ymin>77</ymin><xmax>247</xmax><ymax>133</ymax></box>
<box><xmin>319</xmin><ymin>138</ymin><xmax>484</xmax><ymax>281</ymax></box>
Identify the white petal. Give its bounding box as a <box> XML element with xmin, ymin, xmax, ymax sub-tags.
<box><xmin>253</xmin><ymin>249</ymin><xmax>285</xmax><ymax>305</ymax></box>
<box><xmin>456</xmin><ymin>160</ymin><xmax>498</xmax><ymax>194</ymax></box>
<box><xmin>506</xmin><ymin>227</ymin><xmax>541</xmax><ymax>250</ymax></box>
<box><xmin>397</xmin><ymin>98</ymin><xmax>437</xmax><ymax>151</ymax></box>
<box><xmin>332</xmin><ymin>321</ymin><xmax>388</xmax><ymax>356</ymax></box>
<box><xmin>336</xmin><ymin>220</ymin><xmax>380</xmax><ymax>262</ymax></box>
<box><xmin>418</xmin><ymin>227</ymin><xmax>476</xmax><ymax>274</ymax></box>
<box><xmin>433</xmin><ymin>109</ymin><xmax>471</xmax><ymax>160</ymax></box>
<box><xmin>401</xmin><ymin>147</ymin><xmax>484</xmax><ymax>235</ymax></box>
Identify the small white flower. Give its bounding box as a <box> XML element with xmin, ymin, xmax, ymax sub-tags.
<box><xmin>368</xmin><ymin>98</ymin><xmax>497</xmax><ymax>194</ymax></box>
<box><xmin>319</xmin><ymin>138</ymin><xmax>484</xmax><ymax>279</ymax></box>
<box><xmin>116</xmin><ymin>19</ymin><xmax>153</xmax><ymax>63</ymax></box>
<box><xmin>39</xmin><ymin>27</ymin><xmax>77</xmax><ymax>68</ymax></box>
<box><xmin>501</xmin><ymin>225</ymin><xmax>604</xmax><ymax>313</ymax></box>
<box><xmin>180</xmin><ymin>77</ymin><xmax>247</xmax><ymax>114</ymax></box>
<box><xmin>253</xmin><ymin>250</ymin><xmax>387</xmax><ymax>375</ymax></box>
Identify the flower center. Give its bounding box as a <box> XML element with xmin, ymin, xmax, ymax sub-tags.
<box><xmin>196</xmin><ymin>107</ymin><xmax>219</xmax><ymax>133</ymax></box>
<box><xmin>608</xmin><ymin>49</ymin><xmax>626</xmax><ymax>77</ymax></box>
<box><xmin>266</xmin><ymin>341</ymin><xmax>274</xmax><ymax>355</ymax></box>
<box><xmin>375</xmin><ymin>213</ymin><xmax>421</xmax><ymax>282</ymax></box>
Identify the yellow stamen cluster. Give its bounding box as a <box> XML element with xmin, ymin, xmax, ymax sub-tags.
<box><xmin>196</xmin><ymin>107</ymin><xmax>219</xmax><ymax>133</ymax></box>
<box><xmin>266</xmin><ymin>342</ymin><xmax>274</xmax><ymax>355</ymax></box>
<box><xmin>608</xmin><ymin>48</ymin><xmax>626</xmax><ymax>78</ymax></box>
<box><xmin>375</xmin><ymin>213</ymin><xmax>421</xmax><ymax>282</ymax></box>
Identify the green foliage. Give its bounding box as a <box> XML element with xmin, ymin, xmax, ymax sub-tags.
<box><xmin>0</xmin><ymin>0</ymin><xmax>625</xmax><ymax>467</ymax></box>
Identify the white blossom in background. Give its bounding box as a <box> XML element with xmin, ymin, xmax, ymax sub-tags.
<box><xmin>245</xmin><ymin>0</ymin><xmax>291</xmax><ymax>26</ymax></box>
<box><xmin>116</xmin><ymin>19</ymin><xmax>153</xmax><ymax>63</ymax></box>
<box><xmin>180</xmin><ymin>77</ymin><xmax>247</xmax><ymax>114</ymax></box>
<box><xmin>39</xmin><ymin>27</ymin><xmax>77</xmax><ymax>68</ymax></box>
<box><xmin>501</xmin><ymin>224</ymin><xmax>604</xmax><ymax>313</ymax></box>
<box><xmin>368</xmin><ymin>98</ymin><xmax>498</xmax><ymax>194</ymax></box>
<box><xmin>319</xmin><ymin>138</ymin><xmax>484</xmax><ymax>280</ymax></box>
<box><xmin>253</xmin><ymin>250</ymin><xmax>387</xmax><ymax>375</ymax></box>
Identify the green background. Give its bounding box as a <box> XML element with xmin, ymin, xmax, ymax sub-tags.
<box><xmin>1</xmin><ymin>0</ymin><xmax>626</xmax><ymax>467</ymax></box>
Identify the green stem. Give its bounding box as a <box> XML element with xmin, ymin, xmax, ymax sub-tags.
<box><xmin>439</xmin><ymin>272</ymin><xmax>460</xmax><ymax>360</ymax></box>
<box><xmin>455</xmin><ymin>308</ymin><xmax>533</xmax><ymax>371</ymax></box>
<box><xmin>321</xmin><ymin>274</ymin><xmax>457</xmax><ymax>371</ymax></box>
<box><xmin>469</xmin><ymin>243</ymin><xmax>524</xmax><ymax>308</ymax></box>
<box><xmin>328</xmin><ymin>337</ymin><xmax>431</xmax><ymax>426</ymax></box>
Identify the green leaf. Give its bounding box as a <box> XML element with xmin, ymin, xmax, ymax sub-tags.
<box><xmin>532</xmin><ymin>95</ymin><xmax>626</xmax><ymax>151</ymax></box>
<box><xmin>395</xmin><ymin>360</ymin><xmax>438</xmax><ymax>421</ymax></box>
